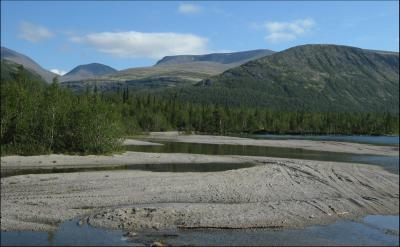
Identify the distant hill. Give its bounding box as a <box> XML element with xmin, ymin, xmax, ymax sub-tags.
<box><xmin>60</xmin><ymin>63</ymin><xmax>117</xmax><ymax>82</ymax></box>
<box><xmin>1</xmin><ymin>46</ymin><xmax>57</xmax><ymax>83</ymax></box>
<box><xmin>155</xmin><ymin>49</ymin><xmax>274</xmax><ymax>66</ymax></box>
<box><xmin>166</xmin><ymin>44</ymin><xmax>399</xmax><ymax>113</ymax></box>
<box><xmin>61</xmin><ymin>49</ymin><xmax>275</xmax><ymax>91</ymax></box>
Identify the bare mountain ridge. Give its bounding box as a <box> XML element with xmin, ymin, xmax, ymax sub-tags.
<box><xmin>155</xmin><ymin>49</ymin><xmax>275</xmax><ymax>66</ymax></box>
<box><xmin>60</xmin><ymin>63</ymin><xmax>118</xmax><ymax>82</ymax></box>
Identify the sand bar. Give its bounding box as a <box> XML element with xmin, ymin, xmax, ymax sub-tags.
<box><xmin>1</xmin><ymin>153</ymin><xmax>398</xmax><ymax>233</ymax></box>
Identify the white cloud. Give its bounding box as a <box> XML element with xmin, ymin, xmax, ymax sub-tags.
<box><xmin>266</xmin><ymin>32</ymin><xmax>297</xmax><ymax>43</ymax></box>
<box><xmin>18</xmin><ymin>21</ymin><xmax>54</xmax><ymax>43</ymax></box>
<box><xmin>264</xmin><ymin>18</ymin><xmax>315</xmax><ymax>44</ymax></box>
<box><xmin>178</xmin><ymin>3</ymin><xmax>202</xmax><ymax>14</ymax></box>
<box><xmin>70</xmin><ymin>31</ymin><xmax>209</xmax><ymax>59</ymax></box>
<box><xmin>50</xmin><ymin>69</ymin><xmax>67</xmax><ymax>75</ymax></box>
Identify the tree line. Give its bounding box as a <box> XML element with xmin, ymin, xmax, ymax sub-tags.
<box><xmin>1</xmin><ymin>66</ymin><xmax>398</xmax><ymax>155</ymax></box>
<box><xmin>117</xmin><ymin>88</ymin><xmax>399</xmax><ymax>136</ymax></box>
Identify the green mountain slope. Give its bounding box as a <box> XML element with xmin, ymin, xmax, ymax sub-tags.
<box><xmin>167</xmin><ymin>45</ymin><xmax>399</xmax><ymax>113</ymax></box>
<box><xmin>1</xmin><ymin>59</ymin><xmax>46</xmax><ymax>84</ymax></box>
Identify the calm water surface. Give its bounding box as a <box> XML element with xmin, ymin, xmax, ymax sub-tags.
<box><xmin>1</xmin><ymin>219</ymin><xmax>133</xmax><ymax>246</ymax></box>
<box><xmin>125</xmin><ymin>162</ymin><xmax>255</xmax><ymax>172</ymax></box>
<box><xmin>3</xmin><ymin>136</ymin><xmax>398</xmax><ymax>177</ymax></box>
<box><xmin>1</xmin><ymin>163</ymin><xmax>256</xmax><ymax>178</ymax></box>
<box><xmin>1</xmin><ymin>215</ymin><xmax>398</xmax><ymax>246</ymax></box>
<box><xmin>250</xmin><ymin>134</ymin><xmax>400</xmax><ymax>146</ymax></box>
<box><xmin>126</xmin><ymin>141</ymin><xmax>399</xmax><ymax>174</ymax></box>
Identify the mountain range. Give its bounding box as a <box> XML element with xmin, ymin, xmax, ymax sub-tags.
<box><xmin>60</xmin><ymin>49</ymin><xmax>274</xmax><ymax>92</ymax></box>
<box><xmin>1</xmin><ymin>45</ymin><xmax>398</xmax><ymax>113</ymax></box>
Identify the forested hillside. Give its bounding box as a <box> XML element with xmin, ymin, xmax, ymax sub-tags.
<box><xmin>2</xmin><ymin>64</ymin><xmax>398</xmax><ymax>155</ymax></box>
<box><xmin>165</xmin><ymin>45</ymin><xmax>399</xmax><ymax>113</ymax></box>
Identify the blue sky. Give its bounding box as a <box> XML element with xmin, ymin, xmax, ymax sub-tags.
<box><xmin>1</xmin><ymin>1</ymin><xmax>399</xmax><ymax>74</ymax></box>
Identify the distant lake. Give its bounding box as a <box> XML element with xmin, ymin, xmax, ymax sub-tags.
<box><xmin>250</xmin><ymin>134</ymin><xmax>399</xmax><ymax>146</ymax></box>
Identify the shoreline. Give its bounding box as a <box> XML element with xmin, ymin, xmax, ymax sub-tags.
<box><xmin>1</xmin><ymin>152</ymin><xmax>398</xmax><ymax>234</ymax></box>
<box><xmin>136</xmin><ymin>132</ymin><xmax>399</xmax><ymax>156</ymax></box>
<box><xmin>1</xmin><ymin>134</ymin><xmax>398</xmax><ymax>235</ymax></box>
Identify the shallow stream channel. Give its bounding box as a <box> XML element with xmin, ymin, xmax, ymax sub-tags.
<box><xmin>1</xmin><ymin>215</ymin><xmax>399</xmax><ymax>246</ymax></box>
<box><xmin>126</xmin><ymin>137</ymin><xmax>399</xmax><ymax>174</ymax></box>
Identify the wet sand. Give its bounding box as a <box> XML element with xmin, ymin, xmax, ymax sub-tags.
<box><xmin>1</xmin><ymin>153</ymin><xmax>398</xmax><ymax>234</ymax></box>
<box><xmin>140</xmin><ymin>132</ymin><xmax>399</xmax><ymax>156</ymax></box>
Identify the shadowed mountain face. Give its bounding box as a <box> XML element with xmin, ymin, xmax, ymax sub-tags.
<box><xmin>61</xmin><ymin>49</ymin><xmax>275</xmax><ymax>91</ymax></box>
<box><xmin>1</xmin><ymin>47</ymin><xmax>57</xmax><ymax>83</ymax></box>
<box><xmin>169</xmin><ymin>44</ymin><xmax>399</xmax><ymax>113</ymax></box>
<box><xmin>155</xmin><ymin>49</ymin><xmax>275</xmax><ymax>66</ymax></box>
<box><xmin>60</xmin><ymin>63</ymin><xmax>118</xmax><ymax>82</ymax></box>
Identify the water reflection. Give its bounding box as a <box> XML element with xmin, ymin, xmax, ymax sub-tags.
<box><xmin>126</xmin><ymin>141</ymin><xmax>399</xmax><ymax>174</ymax></box>
<box><xmin>157</xmin><ymin>215</ymin><xmax>399</xmax><ymax>246</ymax></box>
<box><xmin>1</xmin><ymin>162</ymin><xmax>255</xmax><ymax>178</ymax></box>
<box><xmin>1</xmin><ymin>220</ymin><xmax>133</xmax><ymax>246</ymax></box>
<box><xmin>250</xmin><ymin>134</ymin><xmax>400</xmax><ymax>146</ymax></box>
<box><xmin>126</xmin><ymin>162</ymin><xmax>255</xmax><ymax>173</ymax></box>
<box><xmin>2</xmin><ymin>215</ymin><xmax>398</xmax><ymax>246</ymax></box>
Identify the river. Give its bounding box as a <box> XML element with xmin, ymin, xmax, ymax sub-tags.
<box><xmin>1</xmin><ymin>135</ymin><xmax>399</xmax><ymax>246</ymax></box>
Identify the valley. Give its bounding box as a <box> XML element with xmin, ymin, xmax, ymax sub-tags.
<box><xmin>1</xmin><ymin>8</ymin><xmax>399</xmax><ymax>245</ymax></box>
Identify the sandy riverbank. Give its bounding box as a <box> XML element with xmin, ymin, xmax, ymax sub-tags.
<box><xmin>138</xmin><ymin>132</ymin><xmax>399</xmax><ymax>156</ymax></box>
<box><xmin>1</xmin><ymin>152</ymin><xmax>398</xmax><ymax>234</ymax></box>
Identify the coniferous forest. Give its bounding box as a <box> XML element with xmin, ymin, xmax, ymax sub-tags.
<box><xmin>1</xmin><ymin>66</ymin><xmax>399</xmax><ymax>155</ymax></box>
